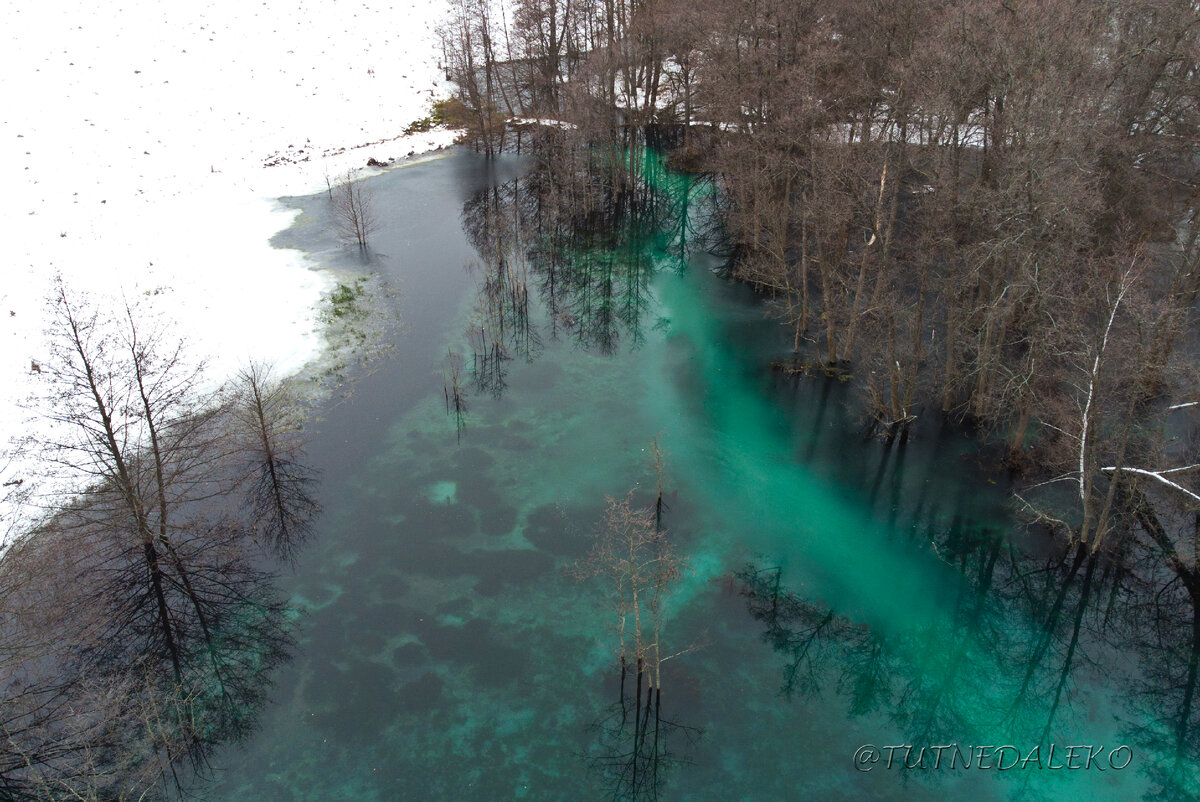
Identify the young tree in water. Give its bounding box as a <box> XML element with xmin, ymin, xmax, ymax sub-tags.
<box><xmin>443</xmin><ymin>349</ymin><xmax>469</xmax><ymax>435</ymax></box>
<box><xmin>577</xmin><ymin>442</ymin><xmax>697</xmax><ymax>798</ymax></box>
<box><xmin>332</xmin><ymin>170</ymin><xmax>379</xmax><ymax>250</ymax></box>
<box><xmin>583</xmin><ymin>492</ymin><xmax>682</xmax><ymax>689</ymax></box>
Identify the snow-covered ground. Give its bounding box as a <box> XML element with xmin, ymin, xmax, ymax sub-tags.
<box><xmin>0</xmin><ymin>0</ymin><xmax>458</xmax><ymax>541</ymax></box>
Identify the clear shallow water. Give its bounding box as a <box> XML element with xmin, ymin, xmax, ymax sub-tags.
<box><xmin>204</xmin><ymin>150</ymin><xmax>1193</xmax><ymax>800</ymax></box>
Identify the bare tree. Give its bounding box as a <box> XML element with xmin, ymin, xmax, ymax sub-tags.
<box><xmin>576</xmin><ymin>480</ymin><xmax>688</xmax><ymax>694</ymax></box>
<box><xmin>571</xmin><ymin>437</ymin><xmax>706</xmax><ymax>799</ymax></box>
<box><xmin>332</xmin><ymin>170</ymin><xmax>380</xmax><ymax>250</ymax></box>
<box><xmin>440</xmin><ymin>0</ymin><xmax>516</xmax><ymax>155</ymax></box>
<box><xmin>233</xmin><ymin>362</ymin><xmax>320</xmax><ymax>562</ymax></box>
<box><xmin>2</xmin><ymin>279</ymin><xmax>298</xmax><ymax>798</ymax></box>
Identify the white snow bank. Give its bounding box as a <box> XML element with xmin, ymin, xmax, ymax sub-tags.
<box><xmin>0</xmin><ymin>0</ymin><xmax>458</xmax><ymax>543</ymax></box>
<box><xmin>508</xmin><ymin>117</ymin><xmax>578</xmax><ymax>130</ymax></box>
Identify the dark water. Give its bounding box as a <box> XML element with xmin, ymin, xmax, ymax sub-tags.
<box><xmin>204</xmin><ymin>150</ymin><xmax>1195</xmax><ymax>800</ymax></box>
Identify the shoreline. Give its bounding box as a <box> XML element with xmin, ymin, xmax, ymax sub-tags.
<box><xmin>0</xmin><ymin>129</ymin><xmax>462</xmax><ymax>547</ymax></box>
<box><xmin>274</xmin><ymin>140</ymin><xmax>465</xmax><ymax>406</ymax></box>
<box><xmin>2</xmin><ymin>0</ymin><xmax>457</xmax><ymax>544</ymax></box>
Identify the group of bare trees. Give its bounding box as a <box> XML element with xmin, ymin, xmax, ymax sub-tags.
<box><xmin>0</xmin><ymin>280</ymin><xmax>319</xmax><ymax>799</ymax></box>
<box><xmin>439</xmin><ymin>0</ymin><xmax>685</xmax><ymax>153</ymax></box>
<box><xmin>574</xmin><ymin>441</ymin><xmax>698</xmax><ymax>798</ymax></box>
<box><xmin>441</xmin><ymin>0</ymin><xmax>1200</xmax><ymax>553</ymax></box>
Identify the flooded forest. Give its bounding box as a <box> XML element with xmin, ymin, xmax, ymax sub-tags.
<box><xmin>3</xmin><ymin>0</ymin><xmax>1200</xmax><ymax>799</ymax></box>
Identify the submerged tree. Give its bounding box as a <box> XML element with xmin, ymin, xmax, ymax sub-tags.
<box><xmin>440</xmin><ymin>0</ymin><xmax>1200</xmax><ymax>478</ymax></box>
<box><xmin>578</xmin><ymin>494</ymin><xmax>684</xmax><ymax>799</ymax></box>
<box><xmin>442</xmin><ymin>349</ymin><xmax>469</xmax><ymax>436</ymax></box>
<box><xmin>575</xmin><ymin>441</ymin><xmax>697</xmax><ymax>799</ymax></box>
<box><xmin>332</xmin><ymin>170</ymin><xmax>379</xmax><ymax>250</ymax></box>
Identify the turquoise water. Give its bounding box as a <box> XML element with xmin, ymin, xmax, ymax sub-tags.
<box><xmin>204</xmin><ymin>150</ymin><xmax>1194</xmax><ymax>799</ymax></box>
